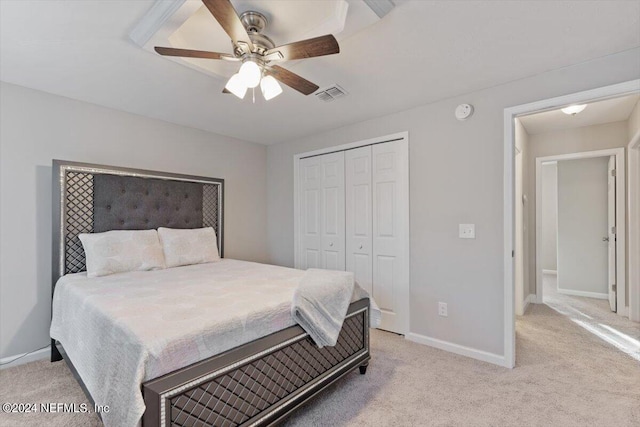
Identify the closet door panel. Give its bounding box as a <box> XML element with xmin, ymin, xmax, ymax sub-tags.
<box><xmin>346</xmin><ymin>146</ymin><xmax>373</xmax><ymax>294</ymax></box>
<box><xmin>373</xmin><ymin>140</ymin><xmax>409</xmax><ymax>334</ymax></box>
<box><xmin>299</xmin><ymin>156</ymin><xmax>322</xmax><ymax>269</ymax></box>
<box><xmin>321</xmin><ymin>152</ymin><xmax>345</xmax><ymax>270</ymax></box>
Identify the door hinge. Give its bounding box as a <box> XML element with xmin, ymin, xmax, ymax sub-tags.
<box><xmin>611</xmin><ymin>226</ymin><xmax>617</xmax><ymax>234</ymax></box>
<box><xmin>611</xmin><ymin>169</ymin><xmax>617</xmax><ymax>177</ymax></box>
<box><xmin>612</xmin><ymin>283</ymin><xmax>617</xmax><ymax>292</ymax></box>
<box><xmin>512</xmin><ymin>250</ymin><xmax>515</xmax><ymax>258</ymax></box>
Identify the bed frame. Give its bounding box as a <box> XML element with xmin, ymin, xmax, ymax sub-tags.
<box><xmin>51</xmin><ymin>160</ymin><xmax>370</xmax><ymax>427</ymax></box>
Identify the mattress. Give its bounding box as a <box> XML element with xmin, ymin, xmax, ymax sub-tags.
<box><xmin>50</xmin><ymin>259</ymin><xmax>308</xmax><ymax>427</ymax></box>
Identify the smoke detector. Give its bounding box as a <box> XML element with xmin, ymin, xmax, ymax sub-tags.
<box><xmin>455</xmin><ymin>104</ymin><xmax>474</xmax><ymax>120</ymax></box>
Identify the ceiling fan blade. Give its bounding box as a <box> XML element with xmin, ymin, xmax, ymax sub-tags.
<box><xmin>202</xmin><ymin>0</ymin><xmax>254</xmax><ymax>52</ymax></box>
<box><xmin>154</xmin><ymin>47</ymin><xmax>237</xmax><ymax>60</ymax></box>
<box><xmin>265</xmin><ymin>65</ymin><xmax>319</xmax><ymax>96</ymax></box>
<box><xmin>265</xmin><ymin>35</ymin><xmax>339</xmax><ymax>61</ymax></box>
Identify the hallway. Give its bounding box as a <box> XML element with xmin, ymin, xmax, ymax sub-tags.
<box><xmin>536</xmin><ymin>272</ymin><xmax>640</xmax><ymax>362</ymax></box>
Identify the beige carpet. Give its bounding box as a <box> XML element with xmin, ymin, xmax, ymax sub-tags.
<box><xmin>1</xmin><ymin>280</ymin><xmax>638</xmax><ymax>427</ymax></box>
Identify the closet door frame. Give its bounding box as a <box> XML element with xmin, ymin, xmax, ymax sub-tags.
<box><xmin>294</xmin><ymin>131</ymin><xmax>410</xmax><ymax>334</ymax></box>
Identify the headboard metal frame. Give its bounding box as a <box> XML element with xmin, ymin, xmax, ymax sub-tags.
<box><xmin>51</xmin><ymin>159</ymin><xmax>224</xmax><ymax>293</ymax></box>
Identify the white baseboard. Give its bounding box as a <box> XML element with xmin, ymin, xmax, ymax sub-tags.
<box><xmin>557</xmin><ymin>288</ymin><xmax>608</xmax><ymax>300</ymax></box>
<box><xmin>406</xmin><ymin>332</ymin><xmax>506</xmax><ymax>367</ymax></box>
<box><xmin>542</xmin><ymin>269</ymin><xmax>558</xmax><ymax>276</ymax></box>
<box><xmin>522</xmin><ymin>294</ymin><xmax>536</xmax><ymax>312</ymax></box>
<box><xmin>0</xmin><ymin>346</ymin><xmax>50</xmax><ymax>370</ymax></box>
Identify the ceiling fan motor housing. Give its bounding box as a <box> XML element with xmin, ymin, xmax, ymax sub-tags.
<box><xmin>237</xmin><ymin>11</ymin><xmax>275</xmax><ymax>55</ymax></box>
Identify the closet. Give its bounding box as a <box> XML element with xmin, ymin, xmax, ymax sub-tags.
<box><xmin>296</xmin><ymin>136</ymin><xmax>409</xmax><ymax>334</ymax></box>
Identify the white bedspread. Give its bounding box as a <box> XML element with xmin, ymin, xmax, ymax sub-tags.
<box><xmin>51</xmin><ymin>259</ymin><xmax>308</xmax><ymax>427</ymax></box>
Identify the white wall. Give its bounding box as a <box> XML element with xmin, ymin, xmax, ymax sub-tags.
<box><xmin>266</xmin><ymin>48</ymin><xmax>640</xmax><ymax>358</ymax></box>
<box><xmin>541</xmin><ymin>163</ymin><xmax>558</xmax><ymax>272</ymax></box>
<box><xmin>0</xmin><ymin>82</ymin><xmax>268</xmax><ymax>359</ymax></box>
<box><xmin>528</xmin><ymin>121</ymin><xmax>630</xmax><ymax>158</ymax></box>
<box><xmin>557</xmin><ymin>157</ymin><xmax>609</xmax><ymax>296</ymax></box>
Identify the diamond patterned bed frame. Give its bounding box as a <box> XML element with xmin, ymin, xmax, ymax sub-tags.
<box><xmin>51</xmin><ymin>160</ymin><xmax>371</xmax><ymax>427</ymax></box>
<box><xmin>144</xmin><ymin>299</ymin><xmax>370</xmax><ymax>427</ymax></box>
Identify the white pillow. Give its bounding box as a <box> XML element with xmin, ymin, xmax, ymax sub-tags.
<box><xmin>79</xmin><ymin>230</ymin><xmax>166</xmax><ymax>278</ymax></box>
<box><xmin>157</xmin><ymin>227</ymin><xmax>220</xmax><ymax>268</ymax></box>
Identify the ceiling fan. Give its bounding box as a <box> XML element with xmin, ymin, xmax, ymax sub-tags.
<box><xmin>154</xmin><ymin>0</ymin><xmax>340</xmax><ymax>101</ymax></box>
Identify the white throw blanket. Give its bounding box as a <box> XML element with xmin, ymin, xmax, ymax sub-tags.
<box><xmin>292</xmin><ymin>268</ymin><xmax>381</xmax><ymax>347</ymax></box>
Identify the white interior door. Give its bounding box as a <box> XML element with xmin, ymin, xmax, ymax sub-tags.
<box><xmin>608</xmin><ymin>155</ymin><xmax>617</xmax><ymax>312</ymax></box>
<box><xmin>320</xmin><ymin>152</ymin><xmax>346</xmax><ymax>270</ymax></box>
<box><xmin>346</xmin><ymin>146</ymin><xmax>373</xmax><ymax>295</ymax></box>
<box><xmin>372</xmin><ymin>140</ymin><xmax>409</xmax><ymax>334</ymax></box>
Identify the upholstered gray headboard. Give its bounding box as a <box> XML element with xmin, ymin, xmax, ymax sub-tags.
<box><xmin>51</xmin><ymin>160</ymin><xmax>224</xmax><ymax>289</ymax></box>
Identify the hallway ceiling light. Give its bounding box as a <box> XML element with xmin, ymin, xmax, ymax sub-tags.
<box><xmin>561</xmin><ymin>104</ymin><xmax>587</xmax><ymax>115</ymax></box>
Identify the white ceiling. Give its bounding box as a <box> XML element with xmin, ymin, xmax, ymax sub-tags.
<box><xmin>519</xmin><ymin>93</ymin><xmax>640</xmax><ymax>135</ymax></box>
<box><xmin>1</xmin><ymin>1</ymin><xmax>639</xmax><ymax>145</ymax></box>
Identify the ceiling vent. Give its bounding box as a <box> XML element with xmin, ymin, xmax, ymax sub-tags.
<box><xmin>315</xmin><ymin>85</ymin><xmax>348</xmax><ymax>102</ymax></box>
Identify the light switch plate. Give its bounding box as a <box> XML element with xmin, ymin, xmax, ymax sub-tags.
<box><xmin>459</xmin><ymin>224</ymin><xmax>476</xmax><ymax>239</ymax></box>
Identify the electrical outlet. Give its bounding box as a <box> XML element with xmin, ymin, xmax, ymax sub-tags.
<box><xmin>459</xmin><ymin>224</ymin><xmax>476</xmax><ymax>239</ymax></box>
<box><xmin>438</xmin><ymin>302</ymin><xmax>448</xmax><ymax>317</ymax></box>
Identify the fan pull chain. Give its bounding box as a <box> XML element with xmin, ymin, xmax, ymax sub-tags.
<box><xmin>252</xmin><ymin>87</ymin><xmax>255</xmax><ymax>104</ymax></box>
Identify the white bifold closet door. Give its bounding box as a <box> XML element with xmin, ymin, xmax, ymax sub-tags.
<box><xmin>299</xmin><ymin>139</ymin><xmax>408</xmax><ymax>334</ymax></box>
<box><xmin>370</xmin><ymin>141</ymin><xmax>409</xmax><ymax>333</ymax></box>
<box><xmin>346</xmin><ymin>146</ymin><xmax>374</xmax><ymax>296</ymax></box>
<box><xmin>298</xmin><ymin>151</ymin><xmax>345</xmax><ymax>270</ymax></box>
<box><xmin>346</xmin><ymin>141</ymin><xmax>409</xmax><ymax>334</ymax></box>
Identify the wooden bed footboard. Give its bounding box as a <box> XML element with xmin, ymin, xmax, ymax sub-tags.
<box><xmin>142</xmin><ymin>298</ymin><xmax>371</xmax><ymax>427</ymax></box>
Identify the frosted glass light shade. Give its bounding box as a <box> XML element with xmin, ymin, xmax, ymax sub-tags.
<box><xmin>225</xmin><ymin>73</ymin><xmax>247</xmax><ymax>99</ymax></box>
<box><xmin>239</xmin><ymin>61</ymin><xmax>261</xmax><ymax>88</ymax></box>
<box><xmin>260</xmin><ymin>75</ymin><xmax>283</xmax><ymax>101</ymax></box>
<box><xmin>561</xmin><ymin>104</ymin><xmax>587</xmax><ymax>115</ymax></box>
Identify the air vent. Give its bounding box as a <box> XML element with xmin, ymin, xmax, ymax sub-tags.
<box><xmin>315</xmin><ymin>85</ymin><xmax>348</xmax><ymax>102</ymax></box>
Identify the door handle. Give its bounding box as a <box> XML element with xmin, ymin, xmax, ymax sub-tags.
<box><xmin>359</xmin><ymin>244</ymin><xmax>363</xmax><ymax>249</ymax></box>
<box><xmin>602</xmin><ymin>237</ymin><xmax>609</xmax><ymax>242</ymax></box>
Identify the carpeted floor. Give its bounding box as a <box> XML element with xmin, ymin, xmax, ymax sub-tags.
<box><xmin>1</xmin><ymin>276</ymin><xmax>638</xmax><ymax>427</ymax></box>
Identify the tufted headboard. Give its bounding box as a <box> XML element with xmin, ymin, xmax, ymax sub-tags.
<box><xmin>51</xmin><ymin>160</ymin><xmax>224</xmax><ymax>290</ymax></box>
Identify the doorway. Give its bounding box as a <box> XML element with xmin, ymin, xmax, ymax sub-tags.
<box><xmin>536</xmin><ymin>151</ymin><xmax>623</xmax><ymax>311</ymax></box>
<box><xmin>503</xmin><ymin>80</ymin><xmax>640</xmax><ymax>368</ymax></box>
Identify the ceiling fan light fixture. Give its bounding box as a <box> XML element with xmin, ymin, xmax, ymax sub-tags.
<box><xmin>225</xmin><ymin>73</ymin><xmax>247</xmax><ymax>99</ymax></box>
<box><xmin>260</xmin><ymin>75</ymin><xmax>283</xmax><ymax>101</ymax></box>
<box><xmin>153</xmin><ymin>4</ymin><xmax>340</xmax><ymax>99</ymax></box>
<box><xmin>239</xmin><ymin>60</ymin><xmax>262</xmax><ymax>88</ymax></box>
<box><xmin>561</xmin><ymin>104</ymin><xmax>587</xmax><ymax>115</ymax></box>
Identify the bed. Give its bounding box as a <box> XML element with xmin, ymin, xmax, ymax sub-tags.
<box><xmin>50</xmin><ymin>160</ymin><xmax>371</xmax><ymax>427</ymax></box>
